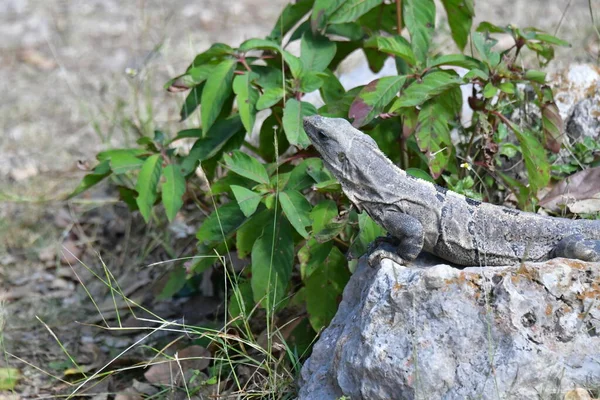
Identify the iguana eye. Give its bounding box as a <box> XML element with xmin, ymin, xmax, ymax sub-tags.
<box><xmin>317</xmin><ymin>130</ymin><xmax>327</xmax><ymax>140</ymax></box>
<box><xmin>337</xmin><ymin>152</ymin><xmax>346</xmax><ymax>162</ymax></box>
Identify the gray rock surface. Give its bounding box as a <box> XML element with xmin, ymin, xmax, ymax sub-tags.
<box><xmin>552</xmin><ymin>64</ymin><xmax>600</xmax><ymax>140</ymax></box>
<box><xmin>299</xmin><ymin>255</ymin><xmax>600</xmax><ymax>400</ymax></box>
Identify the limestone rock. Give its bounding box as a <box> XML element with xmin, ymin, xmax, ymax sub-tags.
<box><xmin>551</xmin><ymin>64</ymin><xmax>600</xmax><ymax>140</ymax></box>
<box><xmin>299</xmin><ymin>256</ymin><xmax>600</xmax><ymax>400</ymax></box>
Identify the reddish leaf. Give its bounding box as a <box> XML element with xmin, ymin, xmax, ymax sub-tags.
<box><xmin>349</xmin><ymin>76</ymin><xmax>406</xmax><ymax>127</ymax></box>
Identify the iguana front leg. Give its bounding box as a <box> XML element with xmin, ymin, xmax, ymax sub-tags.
<box><xmin>367</xmin><ymin>210</ymin><xmax>424</xmax><ymax>267</ymax></box>
<box><xmin>553</xmin><ymin>234</ymin><xmax>600</xmax><ymax>262</ymax></box>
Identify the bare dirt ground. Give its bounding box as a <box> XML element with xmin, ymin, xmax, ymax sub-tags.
<box><xmin>1</xmin><ymin>0</ymin><xmax>599</xmax><ymax>397</ymax></box>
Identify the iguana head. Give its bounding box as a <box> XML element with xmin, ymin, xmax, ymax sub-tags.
<box><xmin>303</xmin><ymin>115</ymin><xmax>379</xmax><ymax>181</ymax></box>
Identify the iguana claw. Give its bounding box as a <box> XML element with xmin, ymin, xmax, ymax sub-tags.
<box><xmin>367</xmin><ymin>235</ymin><xmax>406</xmax><ymax>267</ymax></box>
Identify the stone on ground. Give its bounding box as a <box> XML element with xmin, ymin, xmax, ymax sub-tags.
<box><xmin>299</xmin><ymin>255</ymin><xmax>600</xmax><ymax>400</ymax></box>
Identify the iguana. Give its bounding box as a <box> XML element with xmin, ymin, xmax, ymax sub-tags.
<box><xmin>303</xmin><ymin>115</ymin><xmax>600</xmax><ymax>266</ymax></box>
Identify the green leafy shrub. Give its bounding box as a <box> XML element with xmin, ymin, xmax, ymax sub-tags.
<box><xmin>71</xmin><ymin>0</ymin><xmax>571</xmax><ymax>346</ymax></box>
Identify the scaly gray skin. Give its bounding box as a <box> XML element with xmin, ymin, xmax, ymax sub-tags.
<box><xmin>303</xmin><ymin>115</ymin><xmax>600</xmax><ymax>266</ymax></box>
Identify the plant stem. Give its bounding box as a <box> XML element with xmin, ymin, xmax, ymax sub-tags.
<box><xmin>395</xmin><ymin>0</ymin><xmax>403</xmax><ymax>34</ymax></box>
<box><xmin>243</xmin><ymin>140</ymin><xmax>261</xmax><ymax>154</ymax></box>
<box><xmin>399</xmin><ymin>137</ymin><xmax>409</xmax><ymax>170</ymax></box>
<box><xmin>395</xmin><ymin>0</ymin><xmax>408</xmax><ymax>169</ymax></box>
<box><xmin>239</xmin><ymin>55</ymin><xmax>252</xmax><ymax>72</ymax></box>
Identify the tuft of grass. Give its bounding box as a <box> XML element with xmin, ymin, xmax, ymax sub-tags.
<box><xmin>6</xmin><ymin>238</ymin><xmax>306</xmax><ymax>398</ymax></box>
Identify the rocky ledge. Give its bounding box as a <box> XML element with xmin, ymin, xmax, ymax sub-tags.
<box><xmin>299</xmin><ymin>255</ymin><xmax>600</xmax><ymax>399</ymax></box>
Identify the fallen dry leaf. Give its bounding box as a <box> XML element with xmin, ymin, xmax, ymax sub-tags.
<box><xmin>61</xmin><ymin>239</ymin><xmax>83</xmax><ymax>264</ymax></box>
<box><xmin>144</xmin><ymin>345</ymin><xmax>211</xmax><ymax>386</ymax></box>
<box><xmin>564</xmin><ymin>388</ymin><xmax>593</xmax><ymax>400</ymax></box>
<box><xmin>114</xmin><ymin>387</ymin><xmax>143</xmax><ymax>400</ymax></box>
<box><xmin>539</xmin><ymin>167</ymin><xmax>600</xmax><ymax>214</ymax></box>
<box><xmin>54</xmin><ymin>208</ymin><xmax>73</xmax><ymax>228</ymax></box>
<box><xmin>19</xmin><ymin>48</ymin><xmax>57</xmax><ymax>70</ymax></box>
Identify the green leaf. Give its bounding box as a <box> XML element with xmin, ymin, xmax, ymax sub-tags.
<box><xmin>279</xmin><ymin>190</ymin><xmax>312</xmax><ymax>238</ymax></box>
<box><xmin>162</xmin><ymin>164</ymin><xmax>186</xmax><ymax>222</ymax></box>
<box><xmin>231</xmin><ymin>185</ymin><xmax>263</xmax><ymax>217</ymax></box>
<box><xmin>310</xmin><ymin>199</ymin><xmax>338</xmax><ymax>234</ymax></box>
<box><xmin>157</xmin><ymin>267</ymin><xmax>187</xmax><ymax>300</ymax></box>
<box><xmin>254</xmin><ymin>66</ymin><xmax>284</xmax><ymax>89</ymax></box>
<box><xmin>299</xmin><ymin>239</ymin><xmax>333</xmax><ymax>279</ymax></box>
<box><xmin>435</xmin><ymin>85</ymin><xmax>463</xmax><ymax>118</ymax></box>
<box><xmin>197</xmin><ymin>201</ymin><xmax>247</xmax><ymax>245</ymax></box>
<box><xmin>239</xmin><ymin>38</ymin><xmax>282</xmax><ymax>52</ymax></box>
<box><xmin>181</xmin><ymin>115</ymin><xmax>243</xmax><ymax>174</ymax></box>
<box><xmin>166</xmin><ymin>62</ymin><xmax>217</xmax><ymax>91</ymax></box>
<box><xmin>269</xmin><ymin>0</ymin><xmax>315</xmax><ymax>42</ymax></box>
<box><xmin>526</xmin><ymin>41</ymin><xmax>555</xmax><ymax>67</ymax></box>
<box><xmin>531</xmin><ymin>32</ymin><xmax>570</xmax><ymax>47</ymax></box>
<box><xmin>251</xmin><ymin>215</ymin><xmax>294</xmax><ymax>307</ymax></box>
<box><xmin>97</xmin><ymin>148</ymin><xmax>146</xmax><ymax>162</ymax></box>
<box><xmin>482</xmin><ymin>82</ymin><xmax>498</xmax><ymax>98</ymax></box>
<box><xmin>329</xmin><ymin>0</ymin><xmax>383</xmax><ymax>24</ymax></box>
<box><xmin>463</xmin><ymin>68</ymin><xmax>489</xmax><ymax>80</ymax></box>
<box><xmin>237</xmin><ymin>209</ymin><xmax>272</xmax><ymax>258</ymax></box>
<box><xmin>311</xmin><ymin>0</ymin><xmax>345</xmax><ymax>32</ymax></box>
<box><xmin>135</xmin><ymin>154</ymin><xmax>163</xmax><ymax>223</ymax></box>
<box><xmin>282</xmin><ymin>99</ymin><xmax>317</xmax><ymax>148</ymax></box>
<box><xmin>415</xmin><ymin>100</ymin><xmax>452</xmax><ymax>178</ymax></box>
<box><xmin>404</xmin><ymin>0</ymin><xmax>435</xmax><ymax>63</ymax></box>
<box><xmin>188</xmin><ymin>243</ymin><xmax>225</xmax><ymax>275</ymax></box>
<box><xmin>406</xmin><ymin>168</ymin><xmax>435</xmax><ymax>183</ymax></box>
<box><xmin>290</xmin><ymin>20</ymin><xmax>311</xmax><ymax>42</ymax></box>
<box><xmin>440</xmin><ymin>0</ymin><xmax>474</xmax><ymax>50</ymax></box>
<box><xmin>363</xmin><ymin>47</ymin><xmax>387</xmax><ymax>73</ymax></box>
<box><xmin>349</xmin><ymin>213</ymin><xmax>386</xmax><ymax>258</ymax></box>
<box><xmin>305</xmin><ymin>246</ymin><xmax>350</xmax><ymax>331</ymax></box>
<box><xmin>68</xmin><ymin>160</ymin><xmax>111</xmax><ymax>199</ymax></box>
<box><xmin>188</xmin><ymin>62</ymin><xmax>219</xmax><ymax>83</ymax></box>
<box><xmin>427</xmin><ymin>54</ymin><xmax>484</xmax><ymax>70</ymax></box>
<box><xmin>283</xmin><ymin>51</ymin><xmax>304</xmax><ymax>79</ymax></box>
<box><xmin>300</xmin><ymin>71</ymin><xmax>324</xmax><ymax>93</ymax></box>
<box><xmin>364</xmin><ymin>35</ymin><xmax>416</xmax><ymax>66</ymax></box>
<box><xmin>498</xmin><ymin>81</ymin><xmax>515</xmax><ymax>94</ymax></box>
<box><xmin>118</xmin><ymin>186</ymin><xmax>138</xmax><ymax>211</ymax></box>
<box><xmin>505</xmin><ymin>121</ymin><xmax>550</xmax><ymax>194</ymax></box>
<box><xmin>313</xmin><ymin>214</ymin><xmax>348</xmax><ymax>243</ymax></box>
<box><xmin>358</xmin><ymin>2</ymin><xmax>397</xmax><ymax>34</ymax></box>
<box><xmin>201</xmin><ymin>58</ymin><xmax>237</xmax><ymax>134</ymax></box>
<box><xmin>476</xmin><ymin>21</ymin><xmax>508</xmax><ymax>34</ymax></box>
<box><xmin>190</xmin><ymin>43</ymin><xmax>234</xmax><ymax>67</ymax></box>
<box><xmin>349</xmin><ymin>76</ymin><xmax>406</xmax><ymax>127</ymax></box>
<box><xmin>258</xmin><ymin>110</ymin><xmax>289</xmax><ymax>162</ymax></box>
<box><xmin>319</xmin><ymin>85</ymin><xmax>363</xmax><ymax>118</ymax></box>
<box><xmin>472</xmin><ymin>31</ymin><xmax>500</xmax><ymax>66</ymax></box>
<box><xmin>319</xmin><ymin>69</ymin><xmax>345</xmax><ymax>104</ymax></box>
<box><xmin>390</xmin><ymin>70</ymin><xmax>461</xmax><ymax>110</ymax></box>
<box><xmin>300</xmin><ymin>31</ymin><xmax>337</xmax><ymax>72</ymax></box>
<box><xmin>180</xmin><ymin>83</ymin><xmax>204</xmax><ymax>121</ymax></box>
<box><xmin>233</xmin><ymin>72</ymin><xmax>259</xmax><ymax>133</ymax></box>
<box><xmin>168</xmin><ymin>62</ymin><xmax>218</xmax><ymax>92</ymax></box>
<box><xmin>525</xmin><ymin>69</ymin><xmax>546</xmax><ymax>84</ymax></box>
<box><xmin>498</xmin><ymin>171</ymin><xmax>534</xmax><ymax>209</ymax></box>
<box><xmin>286</xmin><ymin>157</ymin><xmax>322</xmax><ymax>191</ymax></box>
<box><xmin>169</xmin><ymin>128</ymin><xmax>203</xmax><ymax>144</ymax></box>
<box><xmin>0</xmin><ymin>368</ymin><xmax>20</xmax><ymax>390</ymax></box>
<box><xmin>223</xmin><ymin>150</ymin><xmax>270</xmax><ymax>184</ymax></box>
<box><xmin>228</xmin><ymin>280</ymin><xmax>255</xmax><ymax>322</ymax></box>
<box><xmin>326</xmin><ymin>22</ymin><xmax>365</xmax><ymax>40</ymax></box>
<box><xmin>256</xmin><ymin>87</ymin><xmax>285</xmax><ymax>110</ymax></box>
<box><xmin>313</xmin><ymin>179</ymin><xmax>341</xmax><ymax>192</ymax></box>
